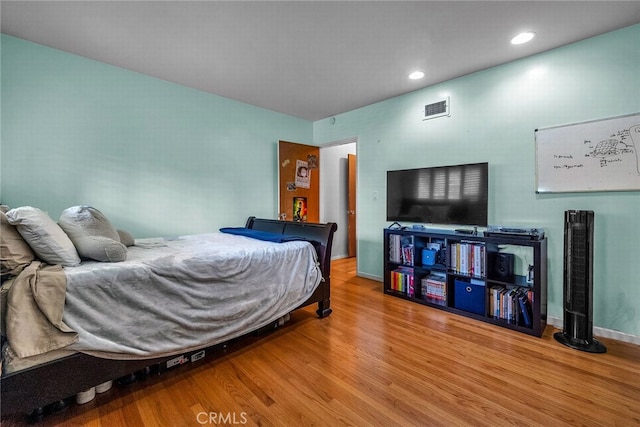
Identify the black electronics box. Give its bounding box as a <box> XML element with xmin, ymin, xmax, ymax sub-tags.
<box><xmin>489</xmin><ymin>252</ymin><xmax>515</xmax><ymax>280</ymax></box>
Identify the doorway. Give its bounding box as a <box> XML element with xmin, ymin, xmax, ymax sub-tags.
<box><xmin>277</xmin><ymin>138</ymin><xmax>357</xmax><ymax>260</ymax></box>
<box><xmin>319</xmin><ymin>138</ymin><xmax>357</xmax><ymax>260</ymax></box>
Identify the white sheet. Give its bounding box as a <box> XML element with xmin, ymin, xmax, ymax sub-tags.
<box><xmin>61</xmin><ymin>232</ymin><xmax>321</xmax><ymax>359</ymax></box>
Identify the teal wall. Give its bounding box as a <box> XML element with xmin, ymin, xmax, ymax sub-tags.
<box><xmin>2</xmin><ymin>26</ymin><xmax>639</xmax><ymax>337</ymax></box>
<box><xmin>1</xmin><ymin>35</ymin><xmax>312</xmax><ymax>237</ymax></box>
<box><xmin>314</xmin><ymin>24</ymin><xmax>640</xmax><ymax>337</ymax></box>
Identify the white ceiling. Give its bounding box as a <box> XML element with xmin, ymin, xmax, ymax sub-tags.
<box><xmin>2</xmin><ymin>1</ymin><xmax>639</xmax><ymax>121</ymax></box>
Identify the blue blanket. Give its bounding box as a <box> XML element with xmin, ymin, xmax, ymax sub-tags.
<box><xmin>219</xmin><ymin>227</ymin><xmax>307</xmax><ymax>243</ymax></box>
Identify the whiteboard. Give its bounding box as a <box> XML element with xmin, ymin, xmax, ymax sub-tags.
<box><xmin>535</xmin><ymin>113</ymin><xmax>640</xmax><ymax>193</ymax></box>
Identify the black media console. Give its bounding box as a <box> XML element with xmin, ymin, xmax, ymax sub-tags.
<box><xmin>384</xmin><ymin>227</ymin><xmax>547</xmax><ymax>337</ymax></box>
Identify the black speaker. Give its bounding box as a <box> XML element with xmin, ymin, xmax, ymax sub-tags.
<box><xmin>554</xmin><ymin>210</ymin><xmax>606</xmax><ymax>353</ymax></box>
<box><xmin>492</xmin><ymin>252</ymin><xmax>514</xmax><ymax>279</ymax></box>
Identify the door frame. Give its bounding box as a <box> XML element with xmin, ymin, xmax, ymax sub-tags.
<box><xmin>347</xmin><ymin>153</ymin><xmax>357</xmax><ymax>258</ymax></box>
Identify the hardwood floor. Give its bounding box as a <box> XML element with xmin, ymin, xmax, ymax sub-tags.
<box><xmin>3</xmin><ymin>257</ymin><xmax>640</xmax><ymax>426</ymax></box>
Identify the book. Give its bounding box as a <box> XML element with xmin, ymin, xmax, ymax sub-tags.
<box><xmin>490</xmin><ymin>286</ymin><xmax>504</xmax><ymax>318</ymax></box>
<box><xmin>423</xmin><ymin>273</ymin><xmax>447</xmax><ymax>302</ymax></box>
<box><xmin>391</xmin><ymin>267</ymin><xmax>414</xmax><ymax>295</ymax></box>
<box><xmin>448</xmin><ymin>242</ymin><xmax>485</xmax><ymax>277</ymax></box>
<box><xmin>518</xmin><ymin>290</ymin><xmax>533</xmax><ymax>328</ymax></box>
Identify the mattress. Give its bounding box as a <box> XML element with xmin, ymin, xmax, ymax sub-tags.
<box><xmin>65</xmin><ymin>232</ymin><xmax>321</xmax><ymax>359</ymax></box>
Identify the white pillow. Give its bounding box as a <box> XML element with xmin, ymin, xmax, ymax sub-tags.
<box><xmin>5</xmin><ymin>207</ymin><xmax>81</xmax><ymax>267</ymax></box>
<box><xmin>58</xmin><ymin>206</ymin><xmax>127</xmax><ymax>262</ymax></box>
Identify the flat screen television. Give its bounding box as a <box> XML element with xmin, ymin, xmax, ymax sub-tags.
<box><xmin>387</xmin><ymin>162</ymin><xmax>488</xmax><ymax>227</ymax></box>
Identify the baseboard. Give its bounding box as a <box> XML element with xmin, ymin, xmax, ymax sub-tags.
<box><xmin>547</xmin><ymin>316</ymin><xmax>640</xmax><ymax>346</ymax></box>
<box><xmin>357</xmin><ymin>271</ymin><xmax>382</xmax><ymax>281</ymax></box>
<box><xmin>359</xmin><ymin>272</ymin><xmax>640</xmax><ymax>346</ymax></box>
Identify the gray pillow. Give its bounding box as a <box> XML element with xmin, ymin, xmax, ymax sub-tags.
<box><xmin>117</xmin><ymin>229</ymin><xmax>135</xmax><ymax>247</ymax></box>
<box><xmin>6</xmin><ymin>207</ymin><xmax>81</xmax><ymax>267</ymax></box>
<box><xmin>59</xmin><ymin>206</ymin><xmax>127</xmax><ymax>262</ymax></box>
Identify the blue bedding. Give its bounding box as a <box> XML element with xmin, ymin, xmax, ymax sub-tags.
<box><xmin>219</xmin><ymin>227</ymin><xmax>307</xmax><ymax>243</ymax></box>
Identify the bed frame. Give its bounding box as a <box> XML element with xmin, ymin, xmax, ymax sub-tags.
<box><xmin>0</xmin><ymin>217</ymin><xmax>337</xmax><ymax>418</ymax></box>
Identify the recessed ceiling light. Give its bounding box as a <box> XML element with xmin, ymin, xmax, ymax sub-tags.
<box><xmin>408</xmin><ymin>71</ymin><xmax>425</xmax><ymax>80</ymax></box>
<box><xmin>511</xmin><ymin>32</ymin><xmax>536</xmax><ymax>45</ymax></box>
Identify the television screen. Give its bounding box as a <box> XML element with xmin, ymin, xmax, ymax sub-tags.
<box><xmin>387</xmin><ymin>162</ymin><xmax>488</xmax><ymax>226</ymax></box>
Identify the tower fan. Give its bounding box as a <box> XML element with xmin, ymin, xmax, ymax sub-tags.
<box><xmin>554</xmin><ymin>210</ymin><xmax>606</xmax><ymax>353</ymax></box>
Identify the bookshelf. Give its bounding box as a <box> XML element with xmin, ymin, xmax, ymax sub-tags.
<box><xmin>384</xmin><ymin>228</ymin><xmax>547</xmax><ymax>337</ymax></box>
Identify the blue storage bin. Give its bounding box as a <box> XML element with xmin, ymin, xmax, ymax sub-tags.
<box><xmin>421</xmin><ymin>249</ymin><xmax>437</xmax><ymax>266</ymax></box>
<box><xmin>454</xmin><ymin>278</ymin><xmax>485</xmax><ymax>315</ymax></box>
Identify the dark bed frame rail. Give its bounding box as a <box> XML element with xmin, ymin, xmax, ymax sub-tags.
<box><xmin>0</xmin><ymin>217</ymin><xmax>337</xmax><ymax>418</ymax></box>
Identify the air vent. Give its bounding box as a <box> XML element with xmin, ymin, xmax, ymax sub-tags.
<box><xmin>423</xmin><ymin>97</ymin><xmax>450</xmax><ymax>120</ymax></box>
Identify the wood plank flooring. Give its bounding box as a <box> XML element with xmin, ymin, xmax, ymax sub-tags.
<box><xmin>3</xmin><ymin>257</ymin><xmax>640</xmax><ymax>426</ymax></box>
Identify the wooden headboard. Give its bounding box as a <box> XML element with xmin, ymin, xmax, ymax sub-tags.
<box><xmin>245</xmin><ymin>216</ymin><xmax>337</xmax><ymax>277</ymax></box>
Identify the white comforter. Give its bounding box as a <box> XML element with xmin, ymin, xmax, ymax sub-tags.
<box><xmin>61</xmin><ymin>232</ymin><xmax>322</xmax><ymax>359</ymax></box>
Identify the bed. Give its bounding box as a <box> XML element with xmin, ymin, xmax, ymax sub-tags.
<box><xmin>0</xmin><ymin>214</ymin><xmax>337</xmax><ymax>418</ymax></box>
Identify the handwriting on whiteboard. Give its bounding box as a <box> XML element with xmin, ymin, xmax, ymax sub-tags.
<box><xmin>551</xmin><ymin>124</ymin><xmax>639</xmax><ymax>174</ymax></box>
<box><xmin>536</xmin><ymin>113</ymin><xmax>640</xmax><ymax>192</ymax></box>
